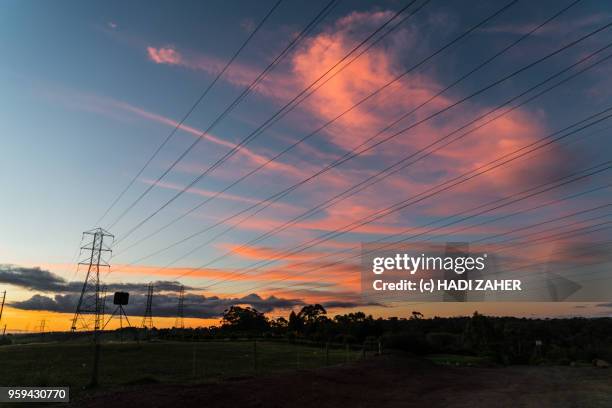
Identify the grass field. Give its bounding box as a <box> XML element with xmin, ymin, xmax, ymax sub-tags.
<box><xmin>0</xmin><ymin>340</ymin><xmax>361</xmax><ymax>397</ymax></box>
<box><xmin>5</xmin><ymin>341</ymin><xmax>612</xmax><ymax>407</ymax></box>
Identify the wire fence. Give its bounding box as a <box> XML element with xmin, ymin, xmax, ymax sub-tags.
<box><xmin>0</xmin><ymin>333</ymin><xmax>382</xmax><ymax>398</ymax></box>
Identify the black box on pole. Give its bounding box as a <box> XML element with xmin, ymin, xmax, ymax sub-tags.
<box><xmin>113</xmin><ymin>292</ymin><xmax>129</xmax><ymax>305</ymax></box>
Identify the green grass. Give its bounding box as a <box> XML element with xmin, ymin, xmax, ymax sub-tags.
<box><xmin>0</xmin><ymin>340</ymin><xmax>361</xmax><ymax>397</ymax></box>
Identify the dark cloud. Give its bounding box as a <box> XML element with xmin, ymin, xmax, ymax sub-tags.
<box><xmin>0</xmin><ymin>265</ymin><xmax>68</xmax><ymax>292</ymax></box>
<box><xmin>2</xmin><ymin>264</ymin><xmax>370</xmax><ymax>318</ymax></box>
<box><xmin>11</xmin><ymin>292</ymin><xmax>304</xmax><ymax>319</ymax></box>
<box><xmin>596</xmin><ymin>303</ymin><xmax>612</xmax><ymax>308</ymax></box>
<box><xmin>322</xmin><ymin>300</ymin><xmax>385</xmax><ymax>309</ymax></box>
<box><xmin>0</xmin><ymin>264</ymin><xmax>194</xmax><ymax>294</ymax></box>
<box><xmin>12</xmin><ymin>294</ymin><xmax>75</xmax><ymax>312</ymax></box>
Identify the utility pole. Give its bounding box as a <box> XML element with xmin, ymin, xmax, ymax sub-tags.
<box><xmin>175</xmin><ymin>285</ymin><xmax>185</xmax><ymax>329</ymax></box>
<box><xmin>100</xmin><ymin>285</ymin><xmax>107</xmax><ymax>326</ymax></box>
<box><xmin>70</xmin><ymin>227</ymin><xmax>114</xmax><ymax>388</ymax></box>
<box><xmin>0</xmin><ymin>290</ymin><xmax>6</xmax><ymax>325</ymax></box>
<box><xmin>39</xmin><ymin>319</ymin><xmax>46</xmax><ymax>338</ymax></box>
<box><xmin>141</xmin><ymin>283</ymin><xmax>154</xmax><ymax>330</ymax></box>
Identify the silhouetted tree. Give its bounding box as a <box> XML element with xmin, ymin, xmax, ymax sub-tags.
<box><xmin>222</xmin><ymin>306</ymin><xmax>269</xmax><ymax>333</ymax></box>
<box><xmin>288</xmin><ymin>310</ymin><xmax>302</xmax><ymax>333</ymax></box>
<box><xmin>298</xmin><ymin>304</ymin><xmax>327</xmax><ymax>325</ymax></box>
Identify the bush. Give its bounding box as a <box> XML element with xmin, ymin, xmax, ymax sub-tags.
<box><xmin>426</xmin><ymin>332</ymin><xmax>461</xmax><ymax>353</ymax></box>
<box><xmin>383</xmin><ymin>331</ymin><xmax>429</xmax><ymax>354</ymax></box>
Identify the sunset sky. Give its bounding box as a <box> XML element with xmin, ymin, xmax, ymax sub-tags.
<box><xmin>1</xmin><ymin>0</ymin><xmax>611</xmax><ymax>332</ymax></box>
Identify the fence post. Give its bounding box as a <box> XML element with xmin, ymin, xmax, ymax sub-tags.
<box><xmin>192</xmin><ymin>342</ymin><xmax>197</xmax><ymax>378</ymax></box>
<box><xmin>90</xmin><ymin>342</ymin><xmax>100</xmax><ymax>387</ymax></box>
<box><xmin>253</xmin><ymin>339</ymin><xmax>258</xmax><ymax>375</ymax></box>
<box><xmin>378</xmin><ymin>338</ymin><xmax>382</xmax><ymax>356</ymax></box>
<box><xmin>325</xmin><ymin>342</ymin><xmax>329</xmax><ymax>366</ymax></box>
<box><xmin>296</xmin><ymin>347</ymin><xmax>300</xmax><ymax>368</ymax></box>
<box><xmin>345</xmin><ymin>343</ymin><xmax>349</xmax><ymax>363</ymax></box>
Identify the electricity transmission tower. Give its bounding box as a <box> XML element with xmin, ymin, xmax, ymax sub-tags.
<box><xmin>71</xmin><ymin>228</ymin><xmax>114</xmax><ymax>332</ymax></box>
<box><xmin>175</xmin><ymin>285</ymin><xmax>185</xmax><ymax>329</ymax></box>
<box><xmin>141</xmin><ymin>283</ymin><xmax>154</xmax><ymax>330</ymax></box>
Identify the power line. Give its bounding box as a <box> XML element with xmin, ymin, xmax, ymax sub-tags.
<box><xmin>126</xmin><ymin>27</ymin><xmax>612</xmax><ymax>275</ymax></box>
<box><xmin>199</xmin><ymin>109</ymin><xmax>612</xmax><ymax>292</ymax></box>
<box><xmin>96</xmin><ymin>0</ymin><xmax>285</xmax><ymax>226</ymax></box>
<box><xmin>191</xmin><ymin>30</ymin><xmax>612</xmax><ymax>275</ymax></box>
<box><xmin>146</xmin><ymin>59</ymin><xmax>612</xmax><ymax>287</ymax></box>
<box><xmin>194</xmin><ymin>25</ymin><xmax>612</xmax><ymax>268</ymax></box>
<box><xmin>116</xmin><ymin>0</ymin><xmax>552</xmax><ymax>263</ymax></box>
<box><xmin>109</xmin><ymin>0</ymin><xmax>427</xmax><ymax>237</ymax></box>
<box><xmin>117</xmin><ymin>0</ymin><xmax>573</xmax><ymax>257</ymax></box>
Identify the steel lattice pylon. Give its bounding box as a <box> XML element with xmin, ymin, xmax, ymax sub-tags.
<box><xmin>71</xmin><ymin>228</ymin><xmax>114</xmax><ymax>332</ymax></box>
<box><xmin>141</xmin><ymin>282</ymin><xmax>154</xmax><ymax>329</ymax></box>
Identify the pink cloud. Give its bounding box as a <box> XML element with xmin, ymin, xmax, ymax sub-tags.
<box><xmin>147</xmin><ymin>46</ymin><xmax>183</xmax><ymax>65</ymax></box>
<box><xmin>144</xmin><ymin>45</ymin><xmax>296</xmax><ymax>101</ymax></box>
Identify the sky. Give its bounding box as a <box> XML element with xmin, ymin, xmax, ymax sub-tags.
<box><xmin>1</xmin><ymin>0</ymin><xmax>611</xmax><ymax>332</ymax></box>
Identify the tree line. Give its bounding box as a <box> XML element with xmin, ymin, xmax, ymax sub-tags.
<box><xmin>153</xmin><ymin>305</ymin><xmax>612</xmax><ymax>365</ymax></box>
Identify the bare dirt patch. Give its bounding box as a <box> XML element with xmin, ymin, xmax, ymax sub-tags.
<box><xmin>72</xmin><ymin>354</ymin><xmax>612</xmax><ymax>408</ymax></box>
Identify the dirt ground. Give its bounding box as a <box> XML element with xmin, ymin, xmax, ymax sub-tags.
<box><xmin>72</xmin><ymin>354</ymin><xmax>612</xmax><ymax>408</ymax></box>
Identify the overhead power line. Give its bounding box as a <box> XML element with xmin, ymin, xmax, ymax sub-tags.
<box><xmin>121</xmin><ymin>23</ymin><xmax>612</xmax><ymax>274</ymax></box>
<box><xmin>187</xmin><ymin>15</ymin><xmax>612</xmax><ymax>274</ymax></box>
<box><xmin>118</xmin><ymin>0</ymin><xmax>575</xmax><ymax>256</ymax></box>
<box><xmin>196</xmin><ymin>108</ymin><xmax>612</xmax><ymax>291</ymax></box>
